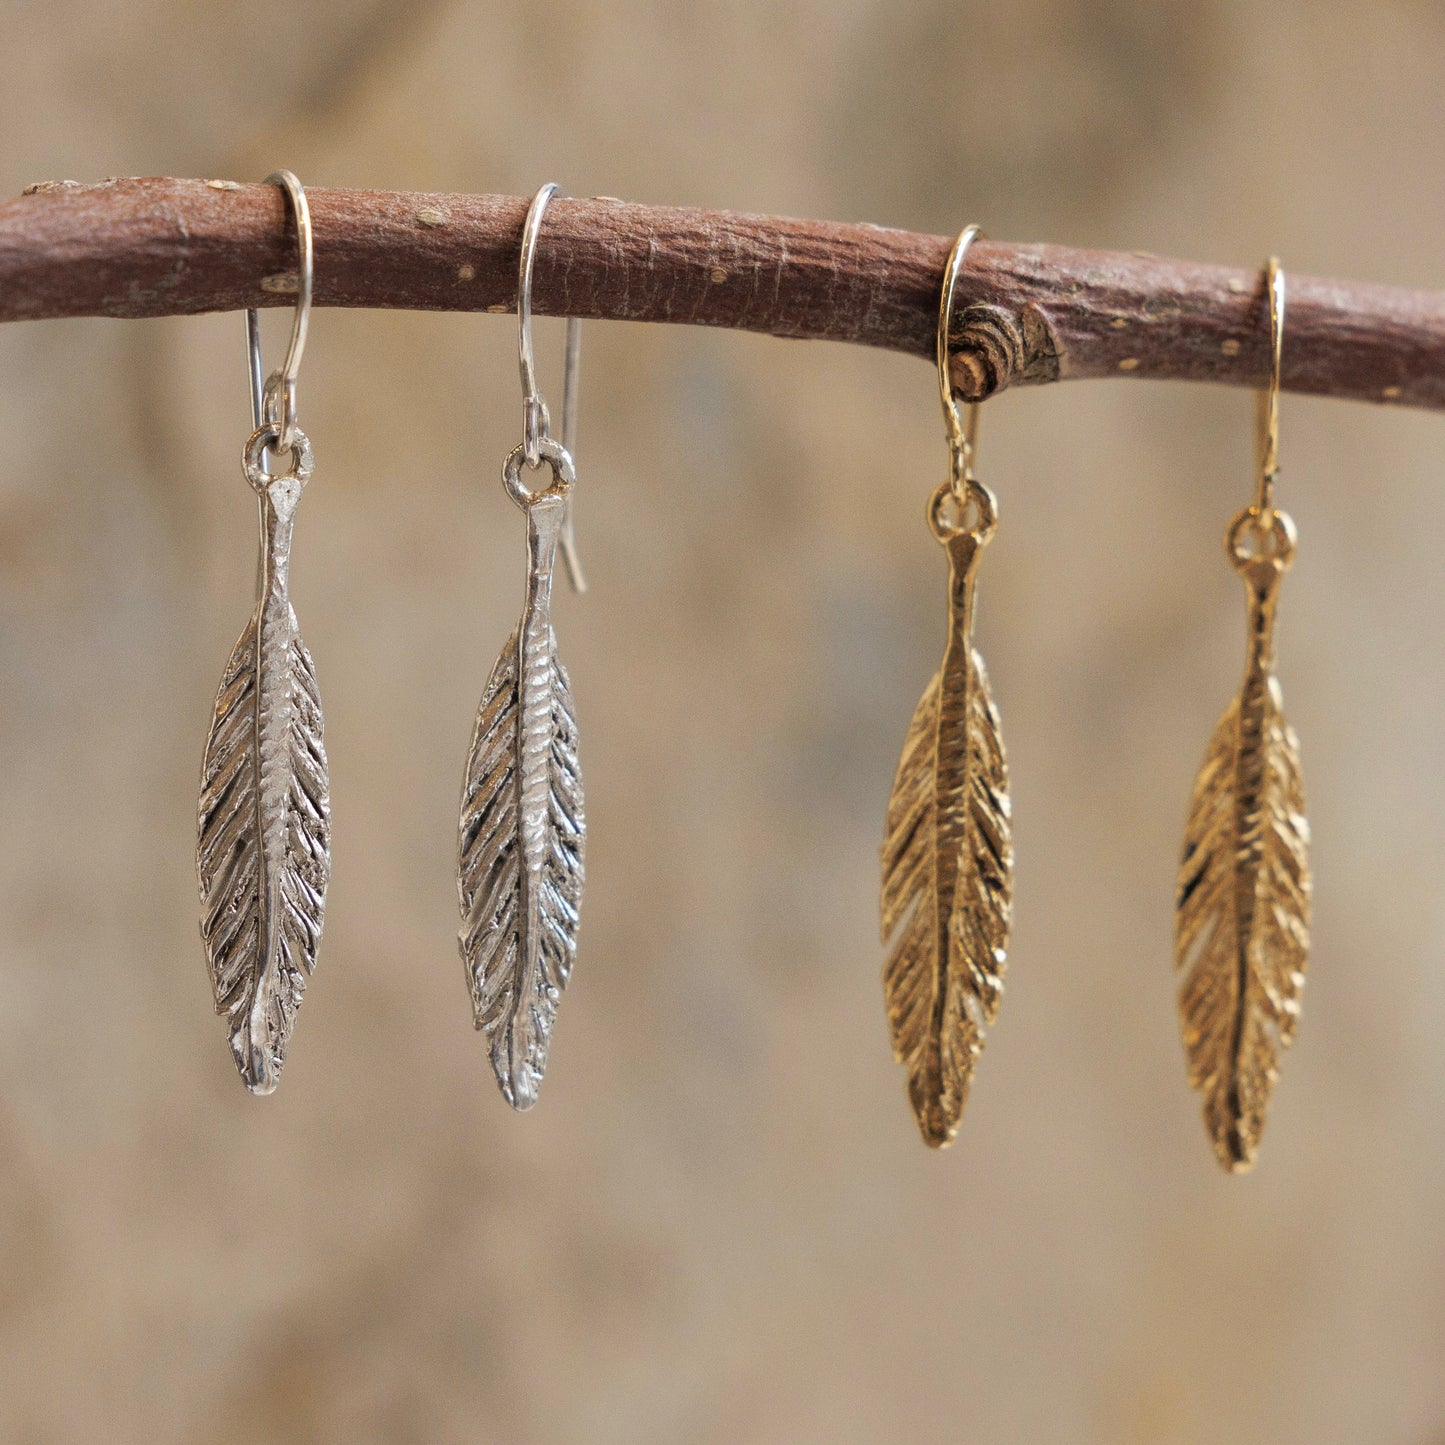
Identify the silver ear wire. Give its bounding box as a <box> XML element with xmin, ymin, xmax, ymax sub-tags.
<box><xmin>243</xmin><ymin>170</ymin><xmax>313</xmax><ymax>456</ymax></box>
<box><xmin>515</xmin><ymin>183</ymin><xmax>586</xmax><ymax>593</ymax></box>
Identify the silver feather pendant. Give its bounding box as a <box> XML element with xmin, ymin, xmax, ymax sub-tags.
<box><xmin>458</xmin><ymin>444</ymin><xmax>585</xmax><ymax>1110</ymax></box>
<box><xmin>197</xmin><ymin>431</ymin><xmax>330</xmax><ymax>1095</ymax></box>
<box><xmin>880</xmin><ymin>479</ymin><xmax>1013</xmax><ymax>1148</ymax></box>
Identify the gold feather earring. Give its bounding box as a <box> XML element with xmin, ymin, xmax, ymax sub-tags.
<box><xmin>1174</xmin><ymin>257</ymin><xmax>1311</xmax><ymax>1173</ymax></box>
<box><xmin>880</xmin><ymin>226</ymin><xmax>1013</xmax><ymax>1149</ymax></box>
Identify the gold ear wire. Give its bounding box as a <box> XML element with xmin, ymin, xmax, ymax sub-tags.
<box><xmin>936</xmin><ymin>224</ymin><xmax>983</xmax><ymax>489</ymax></box>
<box><xmin>1254</xmin><ymin>255</ymin><xmax>1285</xmax><ymax>517</ymax></box>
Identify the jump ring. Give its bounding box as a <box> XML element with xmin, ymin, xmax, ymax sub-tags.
<box><xmin>243</xmin><ymin>424</ymin><xmax>314</xmax><ymax>493</ymax></box>
<box><xmin>1226</xmin><ymin>504</ymin><xmax>1296</xmax><ymax>567</ymax></box>
<box><xmin>502</xmin><ymin>435</ymin><xmax>575</xmax><ymax>509</ymax></box>
<box><xmin>927</xmin><ymin>476</ymin><xmax>998</xmax><ymax>544</ymax></box>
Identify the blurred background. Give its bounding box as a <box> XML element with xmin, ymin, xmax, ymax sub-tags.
<box><xmin>2</xmin><ymin>2</ymin><xmax>1444</xmax><ymax>1442</ymax></box>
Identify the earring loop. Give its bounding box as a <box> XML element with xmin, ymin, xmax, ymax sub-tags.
<box><xmin>514</xmin><ymin>182</ymin><xmax>586</xmax><ymax>592</ymax></box>
<box><xmin>937</xmin><ymin>224</ymin><xmax>984</xmax><ymax>489</ymax></box>
<box><xmin>1254</xmin><ymin>255</ymin><xmax>1285</xmax><ymax>517</ymax></box>
<box><xmin>245</xmin><ymin>169</ymin><xmax>313</xmax><ymax>455</ymax></box>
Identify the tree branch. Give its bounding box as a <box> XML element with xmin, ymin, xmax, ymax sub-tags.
<box><xmin>2</xmin><ymin>176</ymin><xmax>1442</xmax><ymax>409</ymax></box>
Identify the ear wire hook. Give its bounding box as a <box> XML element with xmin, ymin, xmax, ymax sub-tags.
<box><xmin>937</xmin><ymin>224</ymin><xmax>984</xmax><ymax>490</ymax></box>
<box><xmin>244</xmin><ymin>169</ymin><xmax>313</xmax><ymax>457</ymax></box>
<box><xmin>517</xmin><ymin>183</ymin><xmax>586</xmax><ymax>593</ymax></box>
<box><xmin>1254</xmin><ymin>255</ymin><xmax>1285</xmax><ymax>517</ymax></box>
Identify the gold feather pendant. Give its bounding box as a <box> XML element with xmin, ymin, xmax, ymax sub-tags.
<box><xmin>881</xmin><ymin>478</ymin><xmax>1013</xmax><ymax>1148</ymax></box>
<box><xmin>1175</xmin><ymin>505</ymin><xmax>1311</xmax><ymax>1171</ymax></box>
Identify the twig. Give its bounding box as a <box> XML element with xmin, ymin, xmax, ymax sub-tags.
<box><xmin>1</xmin><ymin>177</ymin><xmax>1442</xmax><ymax>409</ymax></box>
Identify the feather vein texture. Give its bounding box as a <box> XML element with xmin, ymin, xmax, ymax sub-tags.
<box><xmin>458</xmin><ymin>496</ymin><xmax>584</xmax><ymax>1109</ymax></box>
<box><xmin>880</xmin><ymin>524</ymin><xmax>1012</xmax><ymax>1148</ymax></box>
<box><xmin>198</xmin><ymin>480</ymin><xmax>329</xmax><ymax>1095</ymax></box>
<box><xmin>1175</xmin><ymin>536</ymin><xmax>1310</xmax><ymax>1171</ymax></box>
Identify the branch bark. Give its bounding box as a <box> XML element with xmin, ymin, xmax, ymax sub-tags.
<box><xmin>2</xmin><ymin>176</ymin><xmax>1443</xmax><ymax>409</ymax></box>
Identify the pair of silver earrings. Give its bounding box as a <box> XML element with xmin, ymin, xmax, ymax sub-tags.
<box><xmin>197</xmin><ymin>174</ymin><xmax>586</xmax><ymax>1107</ymax></box>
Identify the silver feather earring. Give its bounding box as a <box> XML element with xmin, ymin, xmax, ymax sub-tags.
<box><xmin>458</xmin><ymin>183</ymin><xmax>587</xmax><ymax>1110</ymax></box>
<box><xmin>197</xmin><ymin>171</ymin><xmax>331</xmax><ymax>1095</ymax></box>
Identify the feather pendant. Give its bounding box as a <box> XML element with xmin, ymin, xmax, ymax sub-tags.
<box><xmin>1175</xmin><ymin>513</ymin><xmax>1310</xmax><ymax>1172</ymax></box>
<box><xmin>881</xmin><ymin>495</ymin><xmax>1012</xmax><ymax>1148</ymax></box>
<box><xmin>197</xmin><ymin>448</ymin><xmax>330</xmax><ymax>1095</ymax></box>
<box><xmin>458</xmin><ymin>491</ymin><xmax>584</xmax><ymax>1110</ymax></box>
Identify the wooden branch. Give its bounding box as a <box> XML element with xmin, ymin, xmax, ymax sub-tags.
<box><xmin>2</xmin><ymin>176</ymin><xmax>1443</xmax><ymax>409</ymax></box>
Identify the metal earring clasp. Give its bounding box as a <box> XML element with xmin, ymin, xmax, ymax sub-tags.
<box><xmin>937</xmin><ymin>223</ymin><xmax>983</xmax><ymax>491</ymax></box>
<box><xmin>245</xmin><ymin>169</ymin><xmax>313</xmax><ymax>462</ymax></box>
<box><xmin>928</xmin><ymin>223</ymin><xmax>996</xmax><ymax>546</ymax></box>
<box><xmin>1254</xmin><ymin>255</ymin><xmax>1285</xmax><ymax>518</ymax></box>
<box><xmin>515</xmin><ymin>182</ymin><xmax>586</xmax><ymax>593</ymax></box>
<box><xmin>1229</xmin><ymin>256</ymin><xmax>1294</xmax><ymax>570</ymax></box>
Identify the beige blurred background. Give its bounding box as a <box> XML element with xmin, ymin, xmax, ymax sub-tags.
<box><xmin>2</xmin><ymin>3</ymin><xmax>1444</xmax><ymax>1442</ymax></box>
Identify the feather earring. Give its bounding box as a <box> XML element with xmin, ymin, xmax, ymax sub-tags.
<box><xmin>880</xmin><ymin>226</ymin><xmax>1014</xmax><ymax>1149</ymax></box>
<box><xmin>458</xmin><ymin>185</ymin><xmax>587</xmax><ymax>1110</ymax></box>
<box><xmin>197</xmin><ymin>172</ymin><xmax>330</xmax><ymax>1094</ymax></box>
<box><xmin>1174</xmin><ymin>257</ymin><xmax>1311</xmax><ymax>1172</ymax></box>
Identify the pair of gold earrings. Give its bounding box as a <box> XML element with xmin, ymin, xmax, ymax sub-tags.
<box><xmin>881</xmin><ymin>229</ymin><xmax>1310</xmax><ymax>1173</ymax></box>
<box><xmin>198</xmin><ymin>176</ymin><xmax>586</xmax><ymax>1108</ymax></box>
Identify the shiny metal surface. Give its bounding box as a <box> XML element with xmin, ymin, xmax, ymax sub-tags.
<box><xmin>196</xmin><ymin>179</ymin><xmax>330</xmax><ymax>1094</ymax></box>
<box><xmin>197</xmin><ymin>423</ymin><xmax>331</xmax><ymax>1095</ymax></box>
<box><xmin>935</xmin><ymin>223</ymin><xmax>983</xmax><ymax>488</ymax></box>
<box><xmin>457</xmin><ymin>451</ymin><xmax>585</xmax><ymax>1110</ymax></box>
<box><xmin>513</xmin><ymin>182</ymin><xmax>586</xmax><ymax>593</ymax></box>
<box><xmin>1174</xmin><ymin>259</ymin><xmax>1311</xmax><ymax>1172</ymax></box>
<box><xmin>879</xmin><ymin>225</ymin><xmax>1014</xmax><ymax>1148</ymax></box>
<box><xmin>457</xmin><ymin>193</ymin><xmax>587</xmax><ymax>1109</ymax></box>
<box><xmin>244</xmin><ymin>169</ymin><xmax>312</xmax><ymax>454</ymax></box>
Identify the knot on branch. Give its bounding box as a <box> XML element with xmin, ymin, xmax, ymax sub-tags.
<box><xmin>949</xmin><ymin>302</ymin><xmax>1061</xmax><ymax>401</ymax></box>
